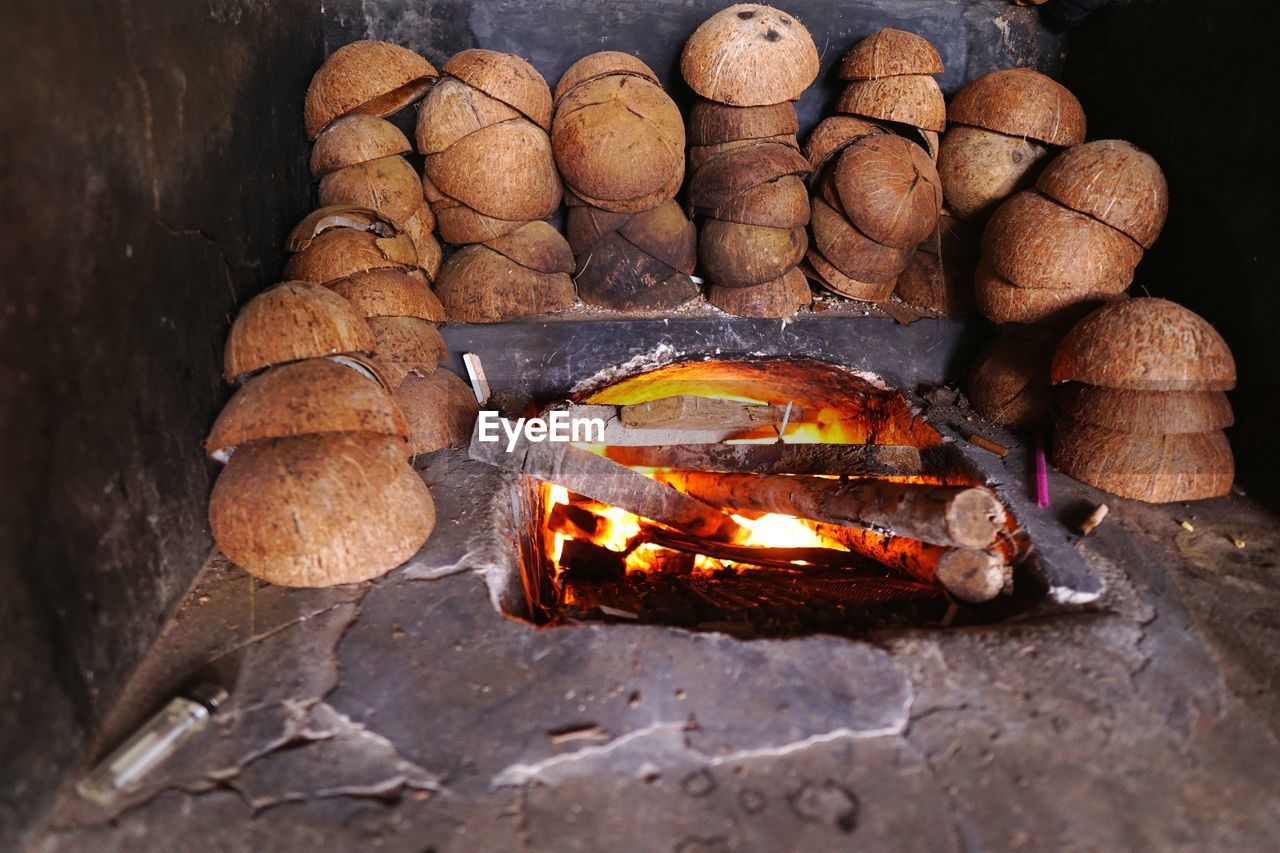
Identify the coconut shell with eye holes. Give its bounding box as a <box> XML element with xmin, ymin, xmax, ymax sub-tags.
<box><xmin>442</xmin><ymin>49</ymin><xmax>553</xmax><ymax>130</ymax></box>
<box><xmin>1036</xmin><ymin>140</ymin><xmax>1169</xmax><ymax>249</ymax></box>
<box><xmin>434</xmin><ymin>244</ymin><xmax>576</xmax><ymax>323</ymax></box>
<box><xmin>310</xmin><ymin>114</ymin><xmax>411</xmax><ymax>179</ymax></box>
<box><xmin>837</xmin><ymin>75</ymin><xmax>946</xmax><ymax>133</ymax></box>
<box><xmin>395</xmin><ymin>369</ymin><xmax>482</xmax><ymax>456</ymax></box>
<box><xmin>839</xmin><ymin>28</ymin><xmax>944</xmax><ymax>80</ymax></box>
<box><xmin>414</xmin><ymin>77</ymin><xmax>522</xmax><ymax>156</ymax></box>
<box><xmin>424</xmin><ymin>118</ymin><xmax>562</xmax><ymax>221</ymax></box>
<box><xmin>937</xmin><ymin>125</ymin><xmax>1051</xmax><ymax>222</ymax></box>
<box><xmin>681</xmin><ymin>4</ymin><xmax>819</xmax><ymax>107</ymax></box>
<box><xmin>304</xmin><ymin>40</ymin><xmax>438</xmax><ymax>140</ymax></box>
<box><xmin>709</xmin><ymin>266</ymin><xmax>812</xmax><ymax>318</ymax></box>
<box><xmin>948</xmin><ymin>67</ymin><xmax>1086</xmax><ymax>148</ymax></box>
<box><xmin>833</xmin><ymin>133</ymin><xmax>942</xmax><ymax>249</ymax></box>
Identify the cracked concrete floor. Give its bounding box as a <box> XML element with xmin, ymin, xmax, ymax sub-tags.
<box><xmin>29</xmin><ymin>447</ymin><xmax>1280</xmax><ymax>851</ymax></box>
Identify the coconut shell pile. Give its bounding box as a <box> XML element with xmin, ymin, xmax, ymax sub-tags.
<box><xmin>416</xmin><ymin>49</ymin><xmax>576</xmax><ymax>322</ymax></box>
<box><xmin>969</xmin><ymin>139</ymin><xmax>1168</xmax><ymax>425</ymax></box>
<box><xmin>680</xmin><ymin>5</ymin><xmax>817</xmax><ymax>318</ymax></box>
<box><xmin>800</xmin><ymin>29</ymin><xmax>944</xmax><ymax>307</ymax></box>
<box><xmin>553</xmin><ymin>53</ymin><xmax>700</xmax><ymax>312</ymax></box>
<box><xmin>1049</xmin><ymin>298</ymin><xmax>1236</xmax><ymax>502</ymax></box>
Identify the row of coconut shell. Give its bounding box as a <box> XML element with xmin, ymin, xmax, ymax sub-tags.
<box><xmin>802</xmin><ymin>29</ymin><xmax>945</xmax><ymax>307</ymax></box>
<box><xmin>416</xmin><ymin>50</ymin><xmax>577</xmax><ymax>322</ymax></box>
<box><xmin>1049</xmin><ymin>298</ymin><xmax>1236</xmax><ymax>503</ymax></box>
<box><xmin>553</xmin><ymin>52</ymin><xmax>701</xmax><ymax>312</ymax></box>
<box><xmin>680</xmin><ymin>5</ymin><xmax>819</xmax><ymax>318</ymax></box>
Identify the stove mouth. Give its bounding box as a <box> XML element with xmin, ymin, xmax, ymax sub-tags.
<box><xmin>505</xmin><ymin>356</ymin><xmax>1042</xmax><ymax>637</ymax></box>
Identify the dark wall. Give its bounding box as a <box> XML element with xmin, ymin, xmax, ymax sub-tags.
<box><xmin>0</xmin><ymin>0</ymin><xmax>322</xmax><ymax>843</ymax></box>
<box><xmin>1062</xmin><ymin>0</ymin><xmax>1280</xmax><ymax>503</ymax></box>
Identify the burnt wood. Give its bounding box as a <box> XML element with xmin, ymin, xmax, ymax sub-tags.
<box><xmin>604</xmin><ymin>441</ymin><xmax>922</xmax><ymax>476</ymax></box>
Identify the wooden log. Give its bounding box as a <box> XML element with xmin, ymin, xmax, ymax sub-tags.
<box><xmin>562</xmin><ymin>404</ymin><xmax>747</xmax><ymax>446</ymax></box>
<box><xmin>619</xmin><ymin>395</ymin><xmax>798</xmax><ymax>429</ymax></box>
<box><xmin>667</xmin><ymin>472</ymin><xmax>1006</xmax><ymax>549</ymax></box>
<box><xmin>470</xmin><ymin>430</ymin><xmax>745</xmax><ymax>542</ymax></box>
<box><xmin>639</xmin><ymin>526</ymin><xmax>886</xmax><ymax>574</ymax></box>
<box><xmin>603</xmin><ymin>442</ymin><xmax>922</xmax><ymax>477</ymax></box>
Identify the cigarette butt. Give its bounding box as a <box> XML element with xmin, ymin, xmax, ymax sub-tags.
<box><xmin>1231</xmin><ymin>536</ymin><xmax>1246</xmax><ymax>549</ymax></box>
<box><xmin>1180</xmin><ymin>520</ymin><xmax>1195</xmax><ymax>532</ymax></box>
<box><xmin>1079</xmin><ymin>503</ymin><xmax>1109</xmax><ymax>536</ymax></box>
<box><xmin>969</xmin><ymin>434</ymin><xmax>1009</xmax><ymax>458</ymax></box>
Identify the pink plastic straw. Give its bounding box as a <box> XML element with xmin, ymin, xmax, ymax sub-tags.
<box><xmin>1034</xmin><ymin>431</ymin><xmax>1050</xmax><ymax>508</ymax></box>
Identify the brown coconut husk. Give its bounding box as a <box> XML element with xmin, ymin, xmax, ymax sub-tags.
<box><xmin>414</xmin><ymin>76</ymin><xmax>522</xmax><ymax>155</ymax></box>
<box><xmin>283</xmin><ymin>227</ymin><xmax>417</xmax><ymax>284</ymax></box>
<box><xmin>223</xmin><ymin>282</ymin><xmax>374</xmax><ymax>381</ymax></box>
<box><xmin>565</xmin><ymin>204</ymin><xmax>633</xmax><ymax>255</ymax></box>
<box><xmin>688</xmin><ymin>134</ymin><xmax>799</xmax><ymax>173</ymax></box>
<box><xmin>424</xmin><ymin>118</ymin><xmax>561</xmax><ymax>221</ymax></box>
<box><xmin>285</xmin><ymin>205</ymin><xmax>399</xmax><ymax>253</ymax></box>
<box><xmin>400</xmin><ymin>205</ymin><xmax>441</xmax><ymax>280</ymax></box>
<box><xmin>206</xmin><ymin>356</ymin><xmax>408</xmax><ymax>461</ymax></box>
<box><xmin>552</xmin><ymin>75</ymin><xmax>684</xmax><ymax>206</ymax></box>
<box><xmin>423</xmin><ymin>173</ymin><xmax>528</xmax><ymax>244</ymax></box>
<box><xmin>974</xmin><ymin>258</ymin><xmax>1119</xmax><ymax>327</ymax></box>
<box><xmin>311</xmin><ymin>114</ymin><xmax>412</xmax><ymax>178</ymax></box>
<box><xmin>839</xmin><ymin>28</ymin><xmax>944</xmax><ymax>80</ymax></box>
<box><xmin>1050</xmin><ymin>298</ymin><xmax>1237</xmax><ymax>391</ymax></box>
<box><xmin>896</xmin><ymin>214</ymin><xmax>978</xmax><ymax>314</ymax></box>
<box><xmin>687</xmin><ymin>141</ymin><xmax>810</xmax><ymax>211</ymax></box>
<box><xmin>327</xmin><ymin>268</ymin><xmax>445</xmax><ymax>323</ymax></box>
<box><xmin>937</xmin><ymin>125</ymin><xmax>1050</xmax><ymax>222</ymax></box>
<box><xmin>1051</xmin><ymin>417</ymin><xmax>1233</xmax><ymax>503</ymax></box>
<box><xmin>803</xmin><ymin>115</ymin><xmax>885</xmax><ymax>176</ymax></box>
<box><xmin>574</xmin><ymin>231</ymin><xmax>700</xmax><ymax>312</ymax></box>
<box><xmin>948</xmin><ymin>68</ymin><xmax>1086</xmax><ymax>147</ymax></box>
<box><xmin>395</xmin><ymin>370</ymin><xmax>482</xmax><ymax>455</ymax></box>
<box><xmin>209</xmin><ymin>433</ymin><xmax>435</xmax><ymax>586</ymax></box>
<box><xmin>688</xmin><ymin>100</ymin><xmax>799</xmax><ymax>145</ymax></box>
<box><xmin>834</xmin><ymin>134</ymin><xmax>942</xmax><ymax>248</ymax></box>
<box><xmin>711</xmin><ymin>175</ymin><xmax>810</xmax><ymax>229</ymax></box>
<box><xmin>680</xmin><ymin>4</ymin><xmax>819</xmax><ymax>107</ymax></box>
<box><xmin>304</xmin><ymin>41</ymin><xmax>438</xmax><ymax>140</ymax></box>
<box><xmin>563</xmin><ymin>163</ymin><xmax>686</xmax><ymax>214</ymax></box>
<box><xmin>434</xmin><ymin>244</ymin><xmax>576</xmax><ymax>322</ymax></box>
<box><xmin>810</xmin><ymin>198</ymin><xmax>913</xmax><ymax>284</ymax></box>
<box><xmin>708</xmin><ymin>266</ymin><xmax>811</xmax><ymax>317</ymax></box>
<box><xmin>367</xmin><ymin>316</ymin><xmax>447</xmax><ymax>372</ymax></box>
<box><xmin>1054</xmin><ymin>385</ymin><xmax>1233</xmax><ymax>435</ymax></box>
<box><xmin>1036</xmin><ymin>140</ymin><xmax>1169</xmax><ymax>248</ymax></box>
<box><xmin>482</xmin><ymin>221</ymin><xmax>575</xmax><ymax>274</ymax></box>
<box><xmin>967</xmin><ymin>334</ymin><xmax>1057</xmax><ymax>426</ymax></box>
<box><xmin>804</xmin><ymin>248</ymin><xmax>897</xmax><ymax>302</ymax></box>
<box><xmin>442</xmin><ymin>49</ymin><xmax>553</xmax><ymax>130</ymax></box>
<box><xmin>837</xmin><ymin>76</ymin><xmax>946</xmax><ymax>132</ymax></box>
<box><xmin>699</xmin><ymin>220</ymin><xmax>807</xmax><ymax>288</ymax></box>
<box><xmin>554</xmin><ymin>52</ymin><xmax>661</xmax><ymax>104</ymax></box>
<box><xmin>317</xmin><ymin>154</ymin><xmax>424</xmax><ymax>227</ymax></box>
<box><xmin>982</xmin><ymin>191</ymin><xmax>1143</xmax><ymax>292</ymax></box>
<box><xmin>617</xmin><ymin>201</ymin><xmax>697</xmax><ymax>274</ymax></box>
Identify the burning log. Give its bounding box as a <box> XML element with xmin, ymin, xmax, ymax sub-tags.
<box><xmin>639</xmin><ymin>526</ymin><xmax>884</xmax><ymax>574</ymax></box>
<box><xmin>619</xmin><ymin>395</ymin><xmax>796</xmax><ymax>429</ymax></box>
<box><xmin>603</xmin><ymin>442</ymin><xmax>922</xmax><ymax>477</ymax></box>
<box><xmin>667</xmin><ymin>472</ymin><xmax>1006</xmax><ymax>550</ymax></box>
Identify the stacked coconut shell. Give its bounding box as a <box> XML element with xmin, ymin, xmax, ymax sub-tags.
<box><xmin>415</xmin><ymin>50</ymin><xmax>576</xmax><ymax>323</ymax></box>
<box><xmin>970</xmin><ymin>139</ymin><xmax>1168</xmax><ymax>426</ymax></box>
<box><xmin>802</xmin><ymin>29</ymin><xmax>944</xmax><ymax>307</ymax></box>
<box><xmin>680</xmin><ymin>4</ymin><xmax>818</xmax><ymax>318</ymax></box>
<box><xmin>553</xmin><ymin>53</ymin><xmax>700</xmax><ymax>312</ymax></box>
<box><xmin>1049</xmin><ymin>298</ymin><xmax>1236</xmax><ymax>502</ymax></box>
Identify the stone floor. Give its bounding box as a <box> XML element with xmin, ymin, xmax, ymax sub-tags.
<box><xmin>28</xmin><ymin>423</ymin><xmax>1280</xmax><ymax>850</ymax></box>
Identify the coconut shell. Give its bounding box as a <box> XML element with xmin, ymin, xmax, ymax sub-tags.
<box><xmin>688</xmin><ymin>100</ymin><xmax>799</xmax><ymax>145</ymax></box>
<box><xmin>982</xmin><ymin>191</ymin><xmax>1143</xmax><ymax>292</ymax></box>
<box><xmin>477</xmin><ymin>221</ymin><xmax>574</xmax><ymax>274</ymax></box>
<box><xmin>395</xmin><ymin>370</ymin><xmax>482</xmax><ymax>456</ymax></box>
<box><xmin>304</xmin><ymin>41</ymin><xmax>438</xmax><ymax>140</ymax></box>
<box><xmin>699</xmin><ymin>219</ymin><xmax>807</xmax><ymax>288</ymax></box>
<box><xmin>708</xmin><ymin>267</ymin><xmax>811</xmax><ymax>318</ymax></box>
<box><xmin>711</xmin><ymin>175</ymin><xmax>810</xmax><ymax>229</ymax></box>
<box><xmin>443</xmin><ymin>49</ymin><xmax>553</xmax><ymax>130</ymax></box>
<box><xmin>565</xmin><ymin>204</ymin><xmax>633</xmax><ymax>255</ymax></box>
<box><xmin>803</xmin><ymin>115</ymin><xmax>885</xmax><ymax>176</ymax></box>
<box><xmin>206</xmin><ymin>357</ymin><xmax>408</xmax><ymax>461</ymax></box>
<box><xmin>400</xmin><ymin>205</ymin><xmax>442</xmax><ymax>280</ymax></box>
<box><xmin>223</xmin><ymin>282</ymin><xmax>374</xmax><ymax>381</ymax></box>
<box><xmin>617</xmin><ymin>201</ymin><xmax>697</xmax><ymax>274</ymax></box>
<box><xmin>424</xmin><ymin>118</ymin><xmax>561</xmax><ymax>220</ymax></box>
<box><xmin>680</xmin><ymin>4</ymin><xmax>819</xmax><ymax>107</ymax></box>
<box><xmin>974</xmin><ymin>258</ymin><xmax>1119</xmax><ymax>327</ymax></box>
<box><xmin>311</xmin><ymin>115</ymin><xmax>412</xmax><ymax>178</ymax></box>
<box><xmin>804</xmin><ymin>248</ymin><xmax>897</xmax><ymax>302</ymax></box>
<box><xmin>575</xmin><ymin>231</ymin><xmax>701</xmax><ymax>312</ymax></box>
<box><xmin>948</xmin><ymin>67</ymin><xmax>1086</xmax><ymax>147</ymax></box>
<box><xmin>210</xmin><ymin>433</ymin><xmax>435</xmax><ymax>586</ymax></box>
<box><xmin>283</xmin><ymin>227</ymin><xmax>417</xmax><ymax>284</ymax></box>
<box><xmin>552</xmin><ymin>75</ymin><xmax>684</xmax><ymax>206</ymax></box>
<box><xmin>285</xmin><ymin>205</ymin><xmax>399</xmax><ymax>253</ymax></box>
<box><xmin>435</xmin><ymin>244</ymin><xmax>576</xmax><ymax>323</ymax></box>
<box><xmin>423</xmin><ymin>175</ymin><xmax>528</xmax><ymax>245</ymax></box>
<box><xmin>896</xmin><ymin>247</ymin><xmax>977</xmax><ymax>315</ymax></box>
<box><xmin>837</xmin><ymin>75</ymin><xmax>946</xmax><ymax>132</ymax></box>
<box><xmin>937</xmin><ymin>125</ymin><xmax>1050</xmax><ymax>221</ymax></box>
<box><xmin>327</xmin><ymin>268</ymin><xmax>446</xmax><ymax>323</ymax></box>
<box><xmin>967</xmin><ymin>334</ymin><xmax>1056</xmax><ymax>426</ymax></box>
<box><xmin>1050</xmin><ymin>298</ymin><xmax>1237</xmax><ymax>391</ymax></box>
<box><xmin>1055</xmin><ymin>386</ymin><xmax>1233</xmax><ymax>435</ymax></box>
<box><xmin>564</xmin><ymin>164</ymin><xmax>686</xmax><ymax>214</ymax></box>
<box><xmin>554</xmin><ymin>52</ymin><xmax>661</xmax><ymax>104</ymax></box>
<box><xmin>688</xmin><ymin>134</ymin><xmax>799</xmax><ymax>173</ymax></box>
<box><xmin>919</xmin><ymin>209</ymin><xmax>980</xmax><ymax>259</ymax></box>
<box><xmin>834</xmin><ymin>133</ymin><xmax>942</xmax><ymax>248</ymax></box>
<box><xmin>1036</xmin><ymin>140</ymin><xmax>1169</xmax><ymax>248</ymax></box>
<box><xmin>414</xmin><ymin>76</ymin><xmax>522</xmax><ymax>155</ymax></box>
<box><xmin>367</xmin><ymin>316</ymin><xmax>447</xmax><ymax>370</ymax></box>
<box><xmin>687</xmin><ymin>141</ymin><xmax>811</xmax><ymax>211</ymax></box>
<box><xmin>839</xmin><ymin>28</ymin><xmax>944</xmax><ymax>80</ymax></box>
<box><xmin>1051</xmin><ymin>418</ymin><xmax>1233</xmax><ymax>502</ymax></box>
<box><xmin>810</xmin><ymin>198</ymin><xmax>913</xmax><ymax>284</ymax></box>
<box><xmin>317</xmin><ymin>154</ymin><xmax>423</xmax><ymax>227</ymax></box>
